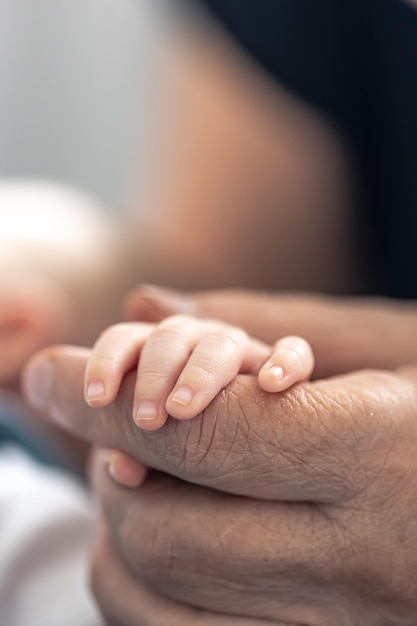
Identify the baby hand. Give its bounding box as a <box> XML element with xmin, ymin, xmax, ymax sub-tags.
<box><xmin>84</xmin><ymin>315</ymin><xmax>314</xmax><ymax>431</ymax></box>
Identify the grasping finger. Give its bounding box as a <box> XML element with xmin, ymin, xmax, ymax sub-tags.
<box><xmin>84</xmin><ymin>323</ymin><xmax>153</xmax><ymax>407</ymax></box>
<box><xmin>133</xmin><ymin>316</ymin><xmax>269</xmax><ymax>429</ymax></box>
<box><xmin>166</xmin><ymin>328</ymin><xmax>270</xmax><ymax>420</ymax></box>
<box><xmin>258</xmin><ymin>335</ymin><xmax>314</xmax><ymax>393</ymax></box>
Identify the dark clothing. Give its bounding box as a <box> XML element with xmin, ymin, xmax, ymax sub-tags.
<box><xmin>200</xmin><ymin>1</ymin><xmax>417</xmax><ymax>298</ymax></box>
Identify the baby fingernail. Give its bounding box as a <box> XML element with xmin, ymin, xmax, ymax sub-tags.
<box><xmin>108</xmin><ymin>451</ymin><xmax>147</xmax><ymax>488</ymax></box>
<box><xmin>266</xmin><ymin>366</ymin><xmax>284</xmax><ymax>380</ymax></box>
<box><xmin>170</xmin><ymin>386</ymin><xmax>194</xmax><ymax>406</ymax></box>
<box><xmin>86</xmin><ymin>380</ymin><xmax>105</xmax><ymax>403</ymax></box>
<box><xmin>135</xmin><ymin>400</ymin><xmax>158</xmax><ymax>423</ymax></box>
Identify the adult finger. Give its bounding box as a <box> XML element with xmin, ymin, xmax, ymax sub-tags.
<box><xmin>91</xmin><ymin>522</ymin><xmax>278</xmax><ymax>626</ymax></box>
<box><xmin>91</xmin><ymin>450</ymin><xmax>417</xmax><ymax>625</ymax></box>
<box><xmin>124</xmin><ymin>285</ymin><xmax>417</xmax><ymax>378</ymax></box>
<box><xmin>90</xmin><ymin>455</ymin><xmax>342</xmax><ymax>624</ymax></box>
<box><xmin>22</xmin><ymin>345</ymin><xmax>417</xmax><ymax>503</ymax></box>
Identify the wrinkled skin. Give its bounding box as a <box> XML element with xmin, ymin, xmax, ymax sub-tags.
<box><xmin>22</xmin><ymin>288</ymin><xmax>417</xmax><ymax>625</ymax></box>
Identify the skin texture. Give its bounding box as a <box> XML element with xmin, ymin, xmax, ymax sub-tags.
<box><xmin>22</xmin><ymin>288</ymin><xmax>417</xmax><ymax>626</ymax></box>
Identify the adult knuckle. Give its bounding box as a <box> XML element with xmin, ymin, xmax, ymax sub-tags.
<box><xmin>354</xmin><ymin>373</ymin><xmax>417</xmax><ymax>506</ymax></box>
<box><xmin>299</xmin><ymin>371</ymin><xmax>417</xmax><ymax>502</ymax></box>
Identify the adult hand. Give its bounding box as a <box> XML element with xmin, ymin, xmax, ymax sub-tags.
<box><xmin>125</xmin><ymin>284</ymin><xmax>417</xmax><ymax>378</ymax></box>
<box><xmin>22</xmin><ymin>309</ymin><xmax>417</xmax><ymax>625</ymax></box>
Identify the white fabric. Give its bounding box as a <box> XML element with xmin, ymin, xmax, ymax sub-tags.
<box><xmin>0</xmin><ymin>447</ymin><xmax>101</xmax><ymax>626</ymax></box>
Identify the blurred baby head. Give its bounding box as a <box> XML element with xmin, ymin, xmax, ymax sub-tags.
<box><xmin>0</xmin><ymin>181</ymin><xmax>120</xmax><ymax>383</ymax></box>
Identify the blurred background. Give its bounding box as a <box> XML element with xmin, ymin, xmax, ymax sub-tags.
<box><xmin>0</xmin><ymin>0</ymin><xmax>194</xmax><ymax>209</ymax></box>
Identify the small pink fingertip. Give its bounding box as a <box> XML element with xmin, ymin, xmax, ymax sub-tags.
<box><xmin>259</xmin><ymin>365</ymin><xmax>288</xmax><ymax>393</ymax></box>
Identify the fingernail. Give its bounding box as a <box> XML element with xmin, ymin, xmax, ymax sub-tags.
<box><xmin>135</xmin><ymin>400</ymin><xmax>158</xmax><ymax>423</ymax></box>
<box><xmin>266</xmin><ymin>366</ymin><xmax>284</xmax><ymax>380</ymax></box>
<box><xmin>86</xmin><ymin>380</ymin><xmax>105</xmax><ymax>403</ymax></box>
<box><xmin>23</xmin><ymin>358</ymin><xmax>53</xmax><ymax>410</ymax></box>
<box><xmin>108</xmin><ymin>451</ymin><xmax>148</xmax><ymax>488</ymax></box>
<box><xmin>170</xmin><ymin>386</ymin><xmax>194</xmax><ymax>406</ymax></box>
